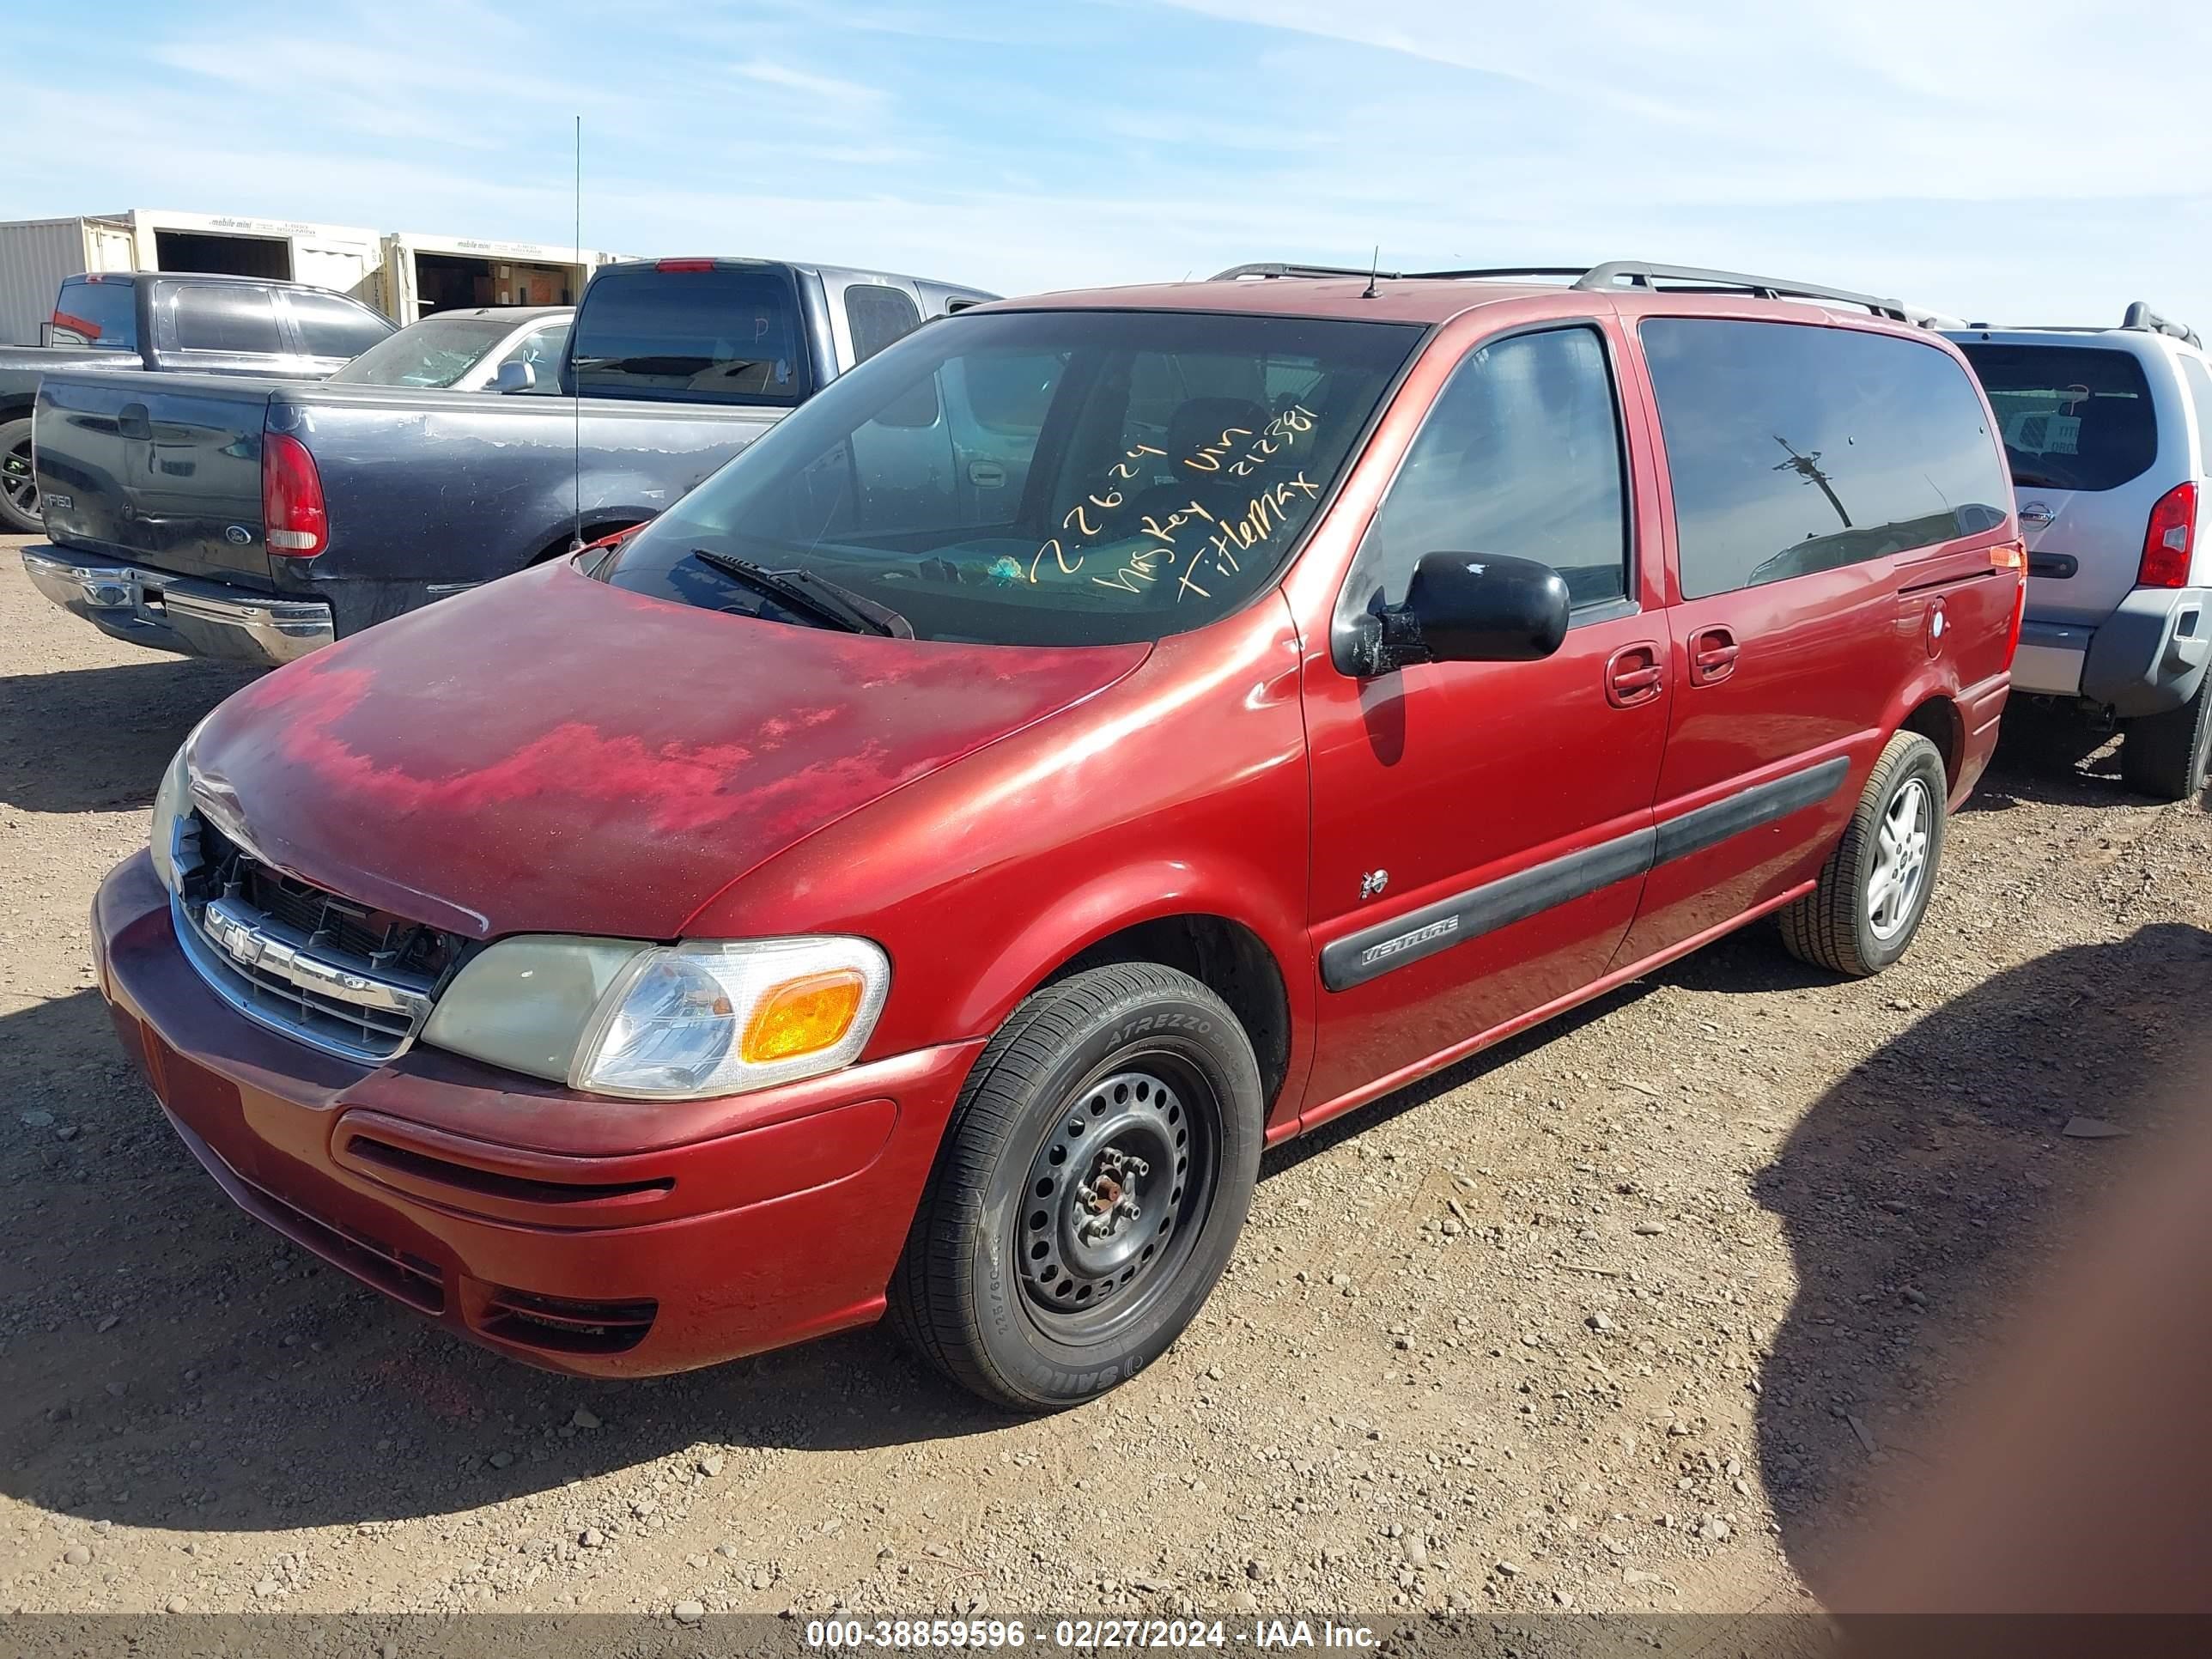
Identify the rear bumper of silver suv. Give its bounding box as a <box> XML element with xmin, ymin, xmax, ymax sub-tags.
<box><xmin>19</xmin><ymin>545</ymin><xmax>332</xmax><ymax>667</ymax></box>
<box><xmin>2015</xmin><ymin>587</ymin><xmax>2211</xmax><ymax>718</ymax></box>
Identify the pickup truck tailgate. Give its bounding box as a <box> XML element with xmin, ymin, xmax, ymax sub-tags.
<box><xmin>34</xmin><ymin>373</ymin><xmax>280</xmax><ymax>589</ymax></box>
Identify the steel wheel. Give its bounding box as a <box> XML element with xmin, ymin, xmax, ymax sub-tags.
<box><xmin>1866</xmin><ymin>776</ymin><xmax>1930</xmax><ymax>941</ymax></box>
<box><xmin>1016</xmin><ymin>1060</ymin><xmax>1216</xmax><ymax>1340</ymax></box>
<box><xmin>889</xmin><ymin>962</ymin><xmax>1263</xmax><ymax>1410</ymax></box>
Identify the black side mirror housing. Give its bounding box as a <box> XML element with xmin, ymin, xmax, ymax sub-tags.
<box><xmin>1338</xmin><ymin>552</ymin><xmax>1571</xmax><ymax>677</ymax></box>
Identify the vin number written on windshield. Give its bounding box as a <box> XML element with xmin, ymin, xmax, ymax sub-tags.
<box><xmin>1024</xmin><ymin>404</ymin><xmax>1322</xmax><ymax>602</ymax></box>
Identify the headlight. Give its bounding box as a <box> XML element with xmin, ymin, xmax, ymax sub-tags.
<box><xmin>149</xmin><ymin>743</ymin><xmax>191</xmax><ymax>892</ymax></box>
<box><xmin>422</xmin><ymin>935</ymin><xmax>891</xmax><ymax>1099</ymax></box>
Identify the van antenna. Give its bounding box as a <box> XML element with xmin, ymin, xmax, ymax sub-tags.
<box><xmin>1362</xmin><ymin>246</ymin><xmax>1381</xmax><ymax>301</ymax></box>
<box><xmin>570</xmin><ymin>113</ymin><xmax>584</xmax><ymax>554</ymax></box>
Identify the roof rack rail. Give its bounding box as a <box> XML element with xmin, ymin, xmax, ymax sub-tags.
<box><xmin>1207</xmin><ymin>258</ymin><xmax>1912</xmax><ymax>321</ymax></box>
<box><xmin>2122</xmin><ymin>301</ymin><xmax>2201</xmax><ymax>349</ymax></box>
<box><xmin>1210</xmin><ymin>262</ymin><xmax>1405</xmax><ymax>282</ymax></box>
<box><xmin>1401</xmin><ymin>265</ymin><xmax>1590</xmax><ymax>282</ymax></box>
<box><xmin>1571</xmin><ymin>262</ymin><xmax>1908</xmax><ymax>322</ymax></box>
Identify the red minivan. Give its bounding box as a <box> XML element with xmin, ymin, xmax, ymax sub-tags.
<box><xmin>93</xmin><ymin>261</ymin><xmax>2024</xmax><ymax>1410</ymax></box>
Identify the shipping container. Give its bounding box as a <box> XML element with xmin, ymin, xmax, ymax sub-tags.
<box><xmin>0</xmin><ymin>208</ymin><xmax>384</xmax><ymax>344</ymax></box>
<box><xmin>376</xmin><ymin>230</ymin><xmax>624</xmax><ymax>321</ymax></box>
<box><xmin>0</xmin><ymin>216</ymin><xmax>135</xmax><ymax>345</ymax></box>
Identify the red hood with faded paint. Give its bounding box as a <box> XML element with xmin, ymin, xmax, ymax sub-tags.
<box><xmin>188</xmin><ymin>561</ymin><xmax>1148</xmax><ymax>939</ymax></box>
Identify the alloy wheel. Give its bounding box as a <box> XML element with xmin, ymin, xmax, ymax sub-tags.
<box><xmin>1867</xmin><ymin>777</ymin><xmax>1930</xmax><ymax>941</ymax></box>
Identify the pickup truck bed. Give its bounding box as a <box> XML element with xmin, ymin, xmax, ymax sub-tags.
<box><xmin>26</xmin><ymin>373</ymin><xmax>775</xmax><ymax>656</ymax></box>
<box><xmin>23</xmin><ymin>255</ymin><xmax>994</xmax><ymax>663</ymax></box>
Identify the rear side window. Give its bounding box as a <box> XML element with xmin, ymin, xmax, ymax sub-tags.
<box><xmin>169</xmin><ymin>285</ymin><xmax>284</xmax><ymax>355</ymax></box>
<box><xmin>2180</xmin><ymin>356</ymin><xmax>2212</xmax><ymax>476</ymax></box>
<box><xmin>845</xmin><ymin>283</ymin><xmax>922</xmax><ymax>364</ymax></box>
<box><xmin>1352</xmin><ymin>325</ymin><xmax>1630</xmax><ymax>610</ymax></box>
<box><xmin>570</xmin><ymin>266</ymin><xmax>810</xmax><ymax>404</ymax></box>
<box><xmin>1644</xmin><ymin>319</ymin><xmax>2009</xmax><ymax>599</ymax></box>
<box><xmin>51</xmin><ymin>279</ymin><xmax>137</xmax><ymax>350</ymax></box>
<box><xmin>1957</xmin><ymin>343</ymin><xmax>2156</xmax><ymax>494</ymax></box>
<box><xmin>289</xmin><ymin>291</ymin><xmax>392</xmax><ymax>359</ymax></box>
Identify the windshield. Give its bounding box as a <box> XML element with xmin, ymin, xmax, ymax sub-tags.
<box><xmin>329</xmin><ymin>317</ymin><xmax>524</xmax><ymax>386</ymax></box>
<box><xmin>599</xmin><ymin>307</ymin><xmax>1422</xmax><ymax>645</ymax></box>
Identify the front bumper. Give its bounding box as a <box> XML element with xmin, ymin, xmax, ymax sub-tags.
<box><xmin>93</xmin><ymin>849</ymin><xmax>981</xmax><ymax>1377</ymax></box>
<box><xmin>21</xmin><ymin>544</ymin><xmax>332</xmax><ymax>666</ymax></box>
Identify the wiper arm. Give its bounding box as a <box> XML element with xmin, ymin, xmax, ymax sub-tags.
<box><xmin>685</xmin><ymin>549</ymin><xmax>903</xmax><ymax>636</ymax></box>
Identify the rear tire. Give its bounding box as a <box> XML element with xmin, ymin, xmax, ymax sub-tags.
<box><xmin>0</xmin><ymin>416</ymin><xmax>39</xmax><ymax>534</ymax></box>
<box><xmin>889</xmin><ymin>963</ymin><xmax>1263</xmax><ymax>1412</ymax></box>
<box><xmin>2119</xmin><ymin>676</ymin><xmax>2212</xmax><ymax>802</ymax></box>
<box><xmin>1779</xmin><ymin>731</ymin><xmax>1948</xmax><ymax>977</ymax></box>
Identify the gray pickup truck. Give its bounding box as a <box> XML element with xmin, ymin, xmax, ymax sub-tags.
<box><xmin>0</xmin><ymin>270</ymin><xmax>395</xmax><ymax>532</ymax></box>
<box><xmin>21</xmin><ymin>257</ymin><xmax>993</xmax><ymax>663</ymax></box>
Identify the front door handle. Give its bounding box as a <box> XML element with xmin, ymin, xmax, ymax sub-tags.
<box><xmin>118</xmin><ymin>402</ymin><xmax>152</xmax><ymax>441</ymax></box>
<box><xmin>1605</xmin><ymin>641</ymin><xmax>1663</xmax><ymax>708</ymax></box>
<box><xmin>1689</xmin><ymin>625</ymin><xmax>1739</xmax><ymax>686</ymax></box>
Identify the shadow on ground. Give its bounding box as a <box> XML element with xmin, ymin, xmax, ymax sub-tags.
<box><xmin>0</xmin><ymin>987</ymin><xmax>1013</xmax><ymax>1539</ymax></box>
<box><xmin>1750</xmin><ymin>921</ymin><xmax>2212</xmax><ymax>1597</ymax></box>
<box><xmin>0</xmin><ymin>659</ymin><xmax>258</xmax><ymax>814</ymax></box>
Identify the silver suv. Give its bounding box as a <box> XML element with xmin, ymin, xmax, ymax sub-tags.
<box><xmin>1948</xmin><ymin>306</ymin><xmax>2212</xmax><ymax>799</ymax></box>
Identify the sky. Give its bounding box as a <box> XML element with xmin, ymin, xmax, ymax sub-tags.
<box><xmin>10</xmin><ymin>0</ymin><xmax>2212</xmax><ymax>330</ymax></box>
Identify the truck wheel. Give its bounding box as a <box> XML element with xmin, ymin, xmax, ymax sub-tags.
<box><xmin>2119</xmin><ymin>676</ymin><xmax>2212</xmax><ymax>802</ymax></box>
<box><xmin>1779</xmin><ymin>730</ymin><xmax>1948</xmax><ymax>977</ymax></box>
<box><xmin>0</xmin><ymin>417</ymin><xmax>39</xmax><ymax>533</ymax></box>
<box><xmin>890</xmin><ymin>963</ymin><xmax>1263</xmax><ymax>1412</ymax></box>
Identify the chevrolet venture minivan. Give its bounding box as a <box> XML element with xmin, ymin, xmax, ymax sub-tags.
<box><xmin>94</xmin><ymin>260</ymin><xmax>2025</xmax><ymax>1410</ymax></box>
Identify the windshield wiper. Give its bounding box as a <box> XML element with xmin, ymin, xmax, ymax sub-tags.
<box><xmin>685</xmin><ymin>549</ymin><xmax>908</xmax><ymax>636</ymax></box>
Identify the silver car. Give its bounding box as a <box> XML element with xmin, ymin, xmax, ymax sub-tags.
<box><xmin>326</xmin><ymin>304</ymin><xmax>572</xmax><ymax>395</ymax></box>
<box><xmin>1951</xmin><ymin>306</ymin><xmax>2212</xmax><ymax>799</ymax></box>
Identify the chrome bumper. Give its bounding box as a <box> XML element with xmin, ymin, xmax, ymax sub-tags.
<box><xmin>19</xmin><ymin>545</ymin><xmax>332</xmax><ymax>667</ymax></box>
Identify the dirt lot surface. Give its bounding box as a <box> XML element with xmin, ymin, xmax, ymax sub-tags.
<box><xmin>3</xmin><ymin>532</ymin><xmax>2209</xmax><ymax>1626</ymax></box>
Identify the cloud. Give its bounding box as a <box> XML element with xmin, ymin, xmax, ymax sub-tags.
<box><xmin>6</xmin><ymin>0</ymin><xmax>2209</xmax><ymax>328</ymax></box>
<box><xmin>731</xmin><ymin>58</ymin><xmax>889</xmax><ymax>111</ymax></box>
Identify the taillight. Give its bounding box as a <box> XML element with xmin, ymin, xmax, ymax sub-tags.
<box><xmin>262</xmin><ymin>430</ymin><xmax>327</xmax><ymax>557</ymax></box>
<box><xmin>2138</xmin><ymin>481</ymin><xmax>2197</xmax><ymax>588</ymax></box>
<box><xmin>1992</xmin><ymin>538</ymin><xmax>2027</xmax><ymax>665</ymax></box>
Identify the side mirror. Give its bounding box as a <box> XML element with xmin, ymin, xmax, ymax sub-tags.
<box><xmin>1339</xmin><ymin>551</ymin><xmax>1571</xmax><ymax>677</ymax></box>
<box><xmin>490</xmin><ymin>359</ymin><xmax>537</xmax><ymax>393</ymax></box>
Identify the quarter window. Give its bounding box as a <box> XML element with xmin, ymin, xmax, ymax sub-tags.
<box><xmin>1645</xmin><ymin>319</ymin><xmax>2010</xmax><ymax>599</ymax></box>
<box><xmin>289</xmin><ymin>292</ymin><xmax>392</xmax><ymax>359</ymax></box>
<box><xmin>169</xmin><ymin>286</ymin><xmax>284</xmax><ymax>356</ymax></box>
<box><xmin>845</xmin><ymin>283</ymin><xmax>923</xmax><ymax>364</ymax></box>
<box><xmin>1349</xmin><ymin>325</ymin><xmax>1630</xmax><ymax>611</ymax></box>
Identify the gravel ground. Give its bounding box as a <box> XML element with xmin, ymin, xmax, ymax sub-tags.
<box><xmin>3</xmin><ymin>532</ymin><xmax>2208</xmax><ymax>1623</ymax></box>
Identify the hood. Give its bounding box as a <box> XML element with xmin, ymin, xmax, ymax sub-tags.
<box><xmin>189</xmin><ymin>561</ymin><xmax>1147</xmax><ymax>939</ymax></box>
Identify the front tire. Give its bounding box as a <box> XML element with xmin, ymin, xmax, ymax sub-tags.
<box><xmin>2119</xmin><ymin>675</ymin><xmax>2212</xmax><ymax>802</ymax></box>
<box><xmin>1779</xmin><ymin>730</ymin><xmax>1948</xmax><ymax>977</ymax></box>
<box><xmin>890</xmin><ymin>963</ymin><xmax>1263</xmax><ymax>1412</ymax></box>
<box><xmin>0</xmin><ymin>416</ymin><xmax>40</xmax><ymax>534</ymax></box>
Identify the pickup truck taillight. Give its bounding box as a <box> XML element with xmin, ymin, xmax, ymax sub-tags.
<box><xmin>2138</xmin><ymin>481</ymin><xmax>2197</xmax><ymax>588</ymax></box>
<box><xmin>262</xmin><ymin>430</ymin><xmax>328</xmax><ymax>557</ymax></box>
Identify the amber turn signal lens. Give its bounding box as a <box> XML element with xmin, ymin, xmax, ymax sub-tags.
<box><xmin>740</xmin><ymin>969</ymin><xmax>866</xmax><ymax>1063</ymax></box>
